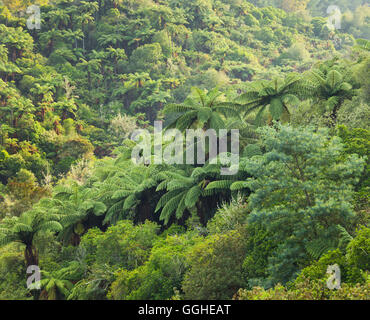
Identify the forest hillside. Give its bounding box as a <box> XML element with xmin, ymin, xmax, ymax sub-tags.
<box><xmin>0</xmin><ymin>0</ymin><xmax>369</xmax><ymax>300</ymax></box>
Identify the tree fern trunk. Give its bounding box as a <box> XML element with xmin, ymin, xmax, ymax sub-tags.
<box><xmin>25</xmin><ymin>244</ymin><xmax>38</xmax><ymax>267</ymax></box>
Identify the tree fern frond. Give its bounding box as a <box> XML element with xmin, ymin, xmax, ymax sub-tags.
<box><xmin>184</xmin><ymin>185</ymin><xmax>202</xmax><ymax>208</ymax></box>
<box><xmin>205</xmin><ymin>180</ymin><xmax>233</xmax><ymax>191</ymax></box>
<box><xmin>159</xmin><ymin>193</ymin><xmax>184</xmax><ymax>224</ymax></box>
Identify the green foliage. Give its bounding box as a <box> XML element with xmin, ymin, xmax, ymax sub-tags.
<box><xmin>304</xmin><ymin>62</ymin><xmax>358</xmax><ymax>125</ymax></box>
<box><xmin>235</xmin><ymin>276</ymin><xmax>370</xmax><ymax>300</ymax></box>
<box><xmin>50</xmin><ymin>184</ymin><xmax>107</xmax><ymax>245</ymax></box>
<box><xmin>337</xmin><ymin>125</ymin><xmax>370</xmax><ymax>211</ymax></box>
<box><xmin>244</xmin><ymin>125</ymin><xmax>365</xmax><ymax>285</ymax></box>
<box><xmin>0</xmin><ymin>0</ymin><xmax>368</xmax><ymax>301</ymax></box>
<box><xmin>39</xmin><ymin>261</ymin><xmax>84</xmax><ymax>300</ymax></box>
<box><xmin>0</xmin><ymin>205</ymin><xmax>62</xmax><ymax>266</ymax></box>
<box><xmin>236</xmin><ymin>74</ymin><xmax>304</xmax><ymax>124</ymax></box>
<box><xmin>207</xmin><ymin>196</ymin><xmax>248</xmax><ymax>234</ymax></box>
<box><xmin>182</xmin><ymin>230</ymin><xmax>248</xmax><ymax>300</ymax></box>
<box><xmin>155</xmin><ymin>162</ymin><xmax>243</xmax><ymax>225</ymax></box>
<box><xmin>164</xmin><ymin>87</ymin><xmax>240</xmax><ymax>131</ymax></box>
<box><xmin>295</xmin><ymin>249</ymin><xmax>364</xmax><ymax>286</ymax></box>
<box><xmin>242</xmin><ymin>222</ymin><xmax>277</xmax><ymax>288</ymax></box>
<box><xmin>0</xmin><ymin>244</ymin><xmax>29</xmax><ymax>299</ymax></box>
<box><xmin>80</xmin><ymin>220</ymin><xmax>159</xmax><ymax>270</ymax></box>
<box><xmin>346</xmin><ymin>227</ymin><xmax>370</xmax><ymax>272</ymax></box>
<box><xmin>108</xmin><ymin>232</ymin><xmax>200</xmax><ymax>300</ymax></box>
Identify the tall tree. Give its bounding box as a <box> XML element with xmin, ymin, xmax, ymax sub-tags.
<box><xmin>306</xmin><ymin>66</ymin><xmax>358</xmax><ymax>125</ymax></box>
<box><xmin>163</xmin><ymin>87</ymin><xmax>240</xmax><ymax>131</ymax></box>
<box><xmin>236</xmin><ymin>74</ymin><xmax>306</xmax><ymax>125</ymax></box>
<box><xmin>244</xmin><ymin>125</ymin><xmax>365</xmax><ymax>285</ymax></box>
<box><xmin>0</xmin><ymin>206</ymin><xmax>62</xmax><ymax>267</ymax></box>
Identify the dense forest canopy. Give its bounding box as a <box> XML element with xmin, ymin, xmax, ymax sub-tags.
<box><xmin>0</xmin><ymin>0</ymin><xmax>369</xmax><ymax>300</ymax></box>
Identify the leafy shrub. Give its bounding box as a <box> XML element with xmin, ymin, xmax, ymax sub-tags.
<box><xmin>182</xmin><ymin>230</ymin><xmax>248</xmax><ymax>300</ymax></box>
<box><xmin>235</xmin><ymin>276</ymin><xmax>370</xmax><ymax>300</ymax></box>
<box><xmin>108</xmin><ymin>233</ymin><xmax>200</xmax><ymax>300</ymax></box>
